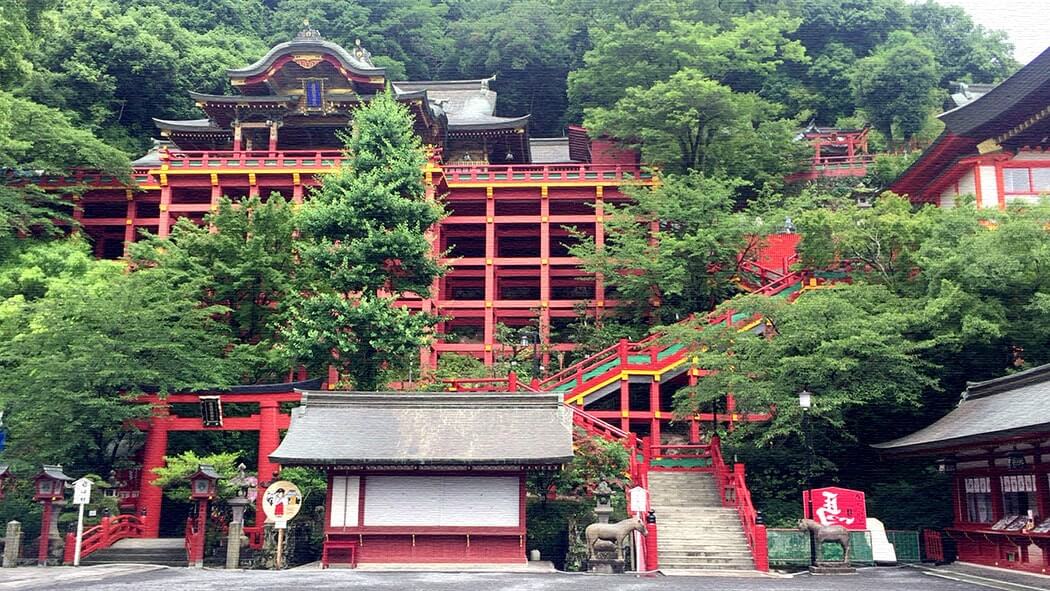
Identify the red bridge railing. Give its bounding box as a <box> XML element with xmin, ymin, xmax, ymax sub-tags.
<box><xmin>442</xmin><ymin>163</ymin><xmax>653</xmax><ymax>184</ymax></box>
<box><xmin>63</xmin><ymin>514</ymin><xmax>145</xmax><ymax>564</ymax></box>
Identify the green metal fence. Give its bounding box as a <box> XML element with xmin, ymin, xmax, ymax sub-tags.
<box><xmin>767</xmin><ymin>529</ymin><xmax>874</xmax><ymax>567</ymax></box>
<box><xmin>887</xmin><ymin>530</ymin><xmax>921</xmax><ymax>563</ymax></box>
<box><xmin>767</xmin><ymin>529</ymin><xmax>922</xmax><ymax>567</ymax></box>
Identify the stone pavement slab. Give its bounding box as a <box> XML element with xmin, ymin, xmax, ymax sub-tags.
<box><xmin>0</xmin><ymin>564</ymin><xmax>167</xmax><ymax>590</ymax></box>
<box><xmin>5</xmin><ymin>565</ymin><xmax>1003</xmax><ymax>591</ymax></box>
<box><xmin>912</xmin><ymin>563</ymin><xmax>1050</xmax><ymax>590</ymax></box>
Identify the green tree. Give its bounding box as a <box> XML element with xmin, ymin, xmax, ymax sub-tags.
<box><xmin>0</xmin><ymin>91</ymin><xmax>130</xmax><ymax>256</ymax></box>
<box><xmin>851</xmin><ymin>31</ymin><xmax>942</xmax><ymax>143</ymax></box>
<box><xmin>130</xmin><ymin>195</ymin><xmax>298</xmax><ymax>383</ymax></box>
<box><xmin>585</xmin><ymin>68</ymin><xmax>797</xmax><ymax>178</ymax></box>
<box><xmin>910</xmin><ymin>1</ymin><xmax>1016</xmax><ymax>86</ymax></box>
<box><xmin>0</xmin><ymin>241</ymin><xmax>235</xmax><ymax>473</ymax></box>
<box><xmin>443</xmin><ymin>0</ymin><xmax>571</xmax><ymax>136</ymax></box>
<box><xmin>570</xmin><ymin>173</ymin><xmax>749</xmax><ymax>325</ymax></box>
<box><xmin>283</xmin><ymin>92</ymin><xmax>443</xmax><ymax>390</ymax></box>
<box><xmin>151</xmin><ymin>450</ymin><xmax>245</xmax><ymax>501</ymax></box>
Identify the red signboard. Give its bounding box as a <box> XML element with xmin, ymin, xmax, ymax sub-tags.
<box><xmin>803</xmin><ymin>487</ymin><xmax>867</xmax><ymax>530</ymax></box>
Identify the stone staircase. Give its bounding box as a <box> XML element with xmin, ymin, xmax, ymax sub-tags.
<box><xmin>80</xmin><ymin>538</ymin><xmax>186</xmax><ymax>567</ymax></box>
<box><xmin>649</xmin><ymin>471</ymin><xmax>755</xmax><ymax>571</ymax></box>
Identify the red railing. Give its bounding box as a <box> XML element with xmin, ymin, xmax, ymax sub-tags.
<box><xmin>63</xmin><ymin>514</ymin><xmax>145</xmax><ymax>564</ymax></box>
<box><xmin>923</xmin><ymin>529</ymin><xmax>945</xmax><ymax>562</ymax></box>
<box><xmin>243</xmin><ymin>525</ymin><xmax>265</xmax><ymax>550</ymax></box>
<box><xmin>442</xmin><ymin>163</ymin><xmax>653</xmax><ymax>184</ymax></box>
<box><xmin>163</xmin><ymin>150</ymin><xmax>345</xmax><ymax>170</ymax></box>
<box><xmin>709</xmin><ymin>436</ymin><xmax>768</xmax><ymax>571</ymax></box>
<box><xmin>566</xmin><ymin>403</ymin><xmax>647</xmax><ymax>486</ymax></box>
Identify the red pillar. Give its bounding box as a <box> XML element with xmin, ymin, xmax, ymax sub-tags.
<box><xmin>539</xmin><ymin>186</ymin><xmax>551</xmax><ymax>370</ymax></box>
<box><xmin>483</xmin><ymin>190</ymin><xmax>496</xmax><ymax>365</ymax></box>
<box><xmin>37</xmin><ymin>500</ymin><xmax>53</xmax><ymax>565</ymax></box>
<box><xmin>619</xmin><ymin>378</ymin><xmax>630</xmax><ymax>432</ymax></box>
<box><xmin>645</xmin><ymin>518</ymin><xmax>659</xmax><ymax>571</ymax></box>
<box><xmin>158</xmin><ymin>185</ymin><xmax>172</xmax><ymax>237</ymax></box>
<box><xmin>257</xmin><ymin>401</ymin><xmax>281</xmax><ymax>485</ymax></box>
<box><xmin>138</xmin><ymin>403</ymin><xmax>170</xmax><ymax>538</ymax></box>
<box><xmin>650</xmin><ymin>379</ymin><xmax>661</xmax><ymax>454</ymax></box>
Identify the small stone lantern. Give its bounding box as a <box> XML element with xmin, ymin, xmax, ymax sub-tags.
<box><xmin>594</xmin><ymin>479</ymin><xmax>614</xmax><ymax>524</ymax></box>
<box><xmin>33</xmin><ymin>465</ymin><xmax>72</xmax><ymax>565</ymax></box>
<box><xmin>34</xmin><ymin>465</ymin><xmax>71</xmax><ymax>502</ymax></box>
<box><xmin>189</xmin><ymin>465</ymin><xmax>220</xmax><ymax>501</ymax></box>
<box><xmin>0</xmin><ymin>464</ymin><xmax>11</xmax><ymax>500</ymax></box>
<box><xmin>187</xmin><ymin>465</ymin><xmax>221</xmax><ymax>567</ymax></box>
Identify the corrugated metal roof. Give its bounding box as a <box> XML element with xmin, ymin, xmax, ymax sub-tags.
<box><xmin>271</xmin><ymin>392</ymin><xmax>573</xmax><ymax>466</ymax></box>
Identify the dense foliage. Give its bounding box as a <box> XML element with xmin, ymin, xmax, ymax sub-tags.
<box><xmin>0</xmin><ymin>0</ymin><xmax>1033</xmax><ymax>533</ymax></box>
<box><xmin>283</xmin><ymin>92</ymin><xmax>444</xmax><ymax>390</ymax></box>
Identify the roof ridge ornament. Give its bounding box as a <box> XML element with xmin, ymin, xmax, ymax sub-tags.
<box><xmin>295</xmin><ymin>20</ymin><xmax>324</xmax><ymax>42</ymax></box>
<box><xmin>353</xmin><ymin>38</ymin><xmax>374</xmax><ymax>66</ymax></box>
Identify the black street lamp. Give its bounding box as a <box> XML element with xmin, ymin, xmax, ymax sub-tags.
<box><xmin>521</xmin><ymin>328</ymin><xmax>541</xmax><ymax>379</ymax></box>
<box><xmin>799</xmin><ymin>388</ymin><xmax>816</xmax><ymax>566</ymax></box>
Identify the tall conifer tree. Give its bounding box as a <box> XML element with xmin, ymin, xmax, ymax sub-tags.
<box><xmin>284</xmin><ymin>92</ymin><xmax>443</xmax><ymax>390</ymax></box>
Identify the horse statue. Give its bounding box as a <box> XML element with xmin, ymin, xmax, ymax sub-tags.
<box><xmin>798</xmin><ymin>518</ymin><xmax>851</xmax><ymax>565</ymax></box>
<box><xmin>585</xmin><ymin>516</ymin><xmax>648</xmax><ymax>560</ymax></box>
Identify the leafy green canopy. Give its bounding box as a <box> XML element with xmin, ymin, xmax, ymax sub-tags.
<box><xmin>570</xmin><ymin>173</ymin><xmax>750</xmax><ymax>326</ymax></box>
<box><xmin>131</xmin><ymin>195</ymin><xmax>299</xmax><ymax>384</ymax></box>
<box><xmin>0</xmin><ymin>239</ymin><xmax>235</xmax><ymax>473</ymax></box>
<box><xmin>284</xmin><ymin>92</ymin><xmax>444</xmax><ymax>390</ymax></box>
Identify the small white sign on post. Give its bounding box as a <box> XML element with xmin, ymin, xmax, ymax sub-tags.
<box><xmin>629</xmin><ymin>486</ymin><xmax>648</xmax><ymax>513</ymax></box>
<box><xmin>629</xmin><ymin>486</ymin><xmax>649</xmax><ymax>571</ymax></box>
<box><xmin>72</xmin><ymin>478</ymin><xmax>93</xmax><ymax>567</ymax></box>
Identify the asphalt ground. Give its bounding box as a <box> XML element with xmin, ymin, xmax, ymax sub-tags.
<box><xmin>0</xmin><ymin>565</ymin><xmax>1035</xmax><ymax>591</ymax></box>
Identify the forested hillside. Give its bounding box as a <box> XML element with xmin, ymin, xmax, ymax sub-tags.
<box><xmin>2</xmin><ymin>0</ymin><xmax>1016</xmax><ymax>154</ymax></box>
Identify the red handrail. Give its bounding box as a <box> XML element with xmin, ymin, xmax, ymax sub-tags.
<box><xmin>63</xmin><ymin>514</ymin><xmax>146</xmax><ymax>564</ymax></box>
<box><xmin>709</xmin><ymin>436</ymin><xmax>768</xmax><ymax>571</ymax></box>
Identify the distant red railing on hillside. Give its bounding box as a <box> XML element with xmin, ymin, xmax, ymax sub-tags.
<box><xmin>163</xmin><ymin>150</ymin><xmax>345</xmax><ymax>170</ymax></box>
<box><xmin>442</xmin><ymin>163</ymin><xmax>653</xmax><ymax>184</ymax></box>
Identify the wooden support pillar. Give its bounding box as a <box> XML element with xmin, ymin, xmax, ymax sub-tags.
<box><xmin>210</xmin><ymin>173</ymin><xmax>221</xmax><ymax>205</ymax></box>
<box><xmin>688</xmin><ymin>369</ymin><xmax>700</xmax><ymax>443</ymax></box>
<box><xmin>539</xmin><ymin>186</ymin><xmax>551</xmax><ymax>370</ymax></box>
<box><xmin>620</xmin><ymin>377</ymin><xmax>630</xmax><ymax>432</ymax></box>
<box><xmin>123</xmin><ymin>194</ymin><xmax>137</xmax><ymax>257</ymax></box>
<box><xmin>650</xmin><ymin>379</ymin><xmax>661</xmax><ymax>454</ymax></box>
<box><xmin>268</xmin><ymin>121</ymin><xmax>279</xmax><ymax>154</ymax></box>
<box><xmin>37</xmin><ymin>501</ymin><xmax>52</xmax><ymax>565</ymax></box>
<box><xmin>158</xmin><ymin>185</ymin><xmax>173</xmax><ymax>237</ymax></box>
<box><xmin>232</xmin><ymin>123</ymin><xmax>243</xmax><ymax>152</ymax></box>
<box><xmin>138</xmin><ymin>403</ymin><xmax>170</xmax><ymax>538</ymax></box>
<box><xmin>248</xmin><ymin>173</ymin><xmax>259</xmax><ymax>198</ymax></box>
<box><xmin>594</xmin><ymin>187</ymin><xmax>605</xmax><ymax>308</ymax></box>
<box><xmin>483</xmin><ymin>189</ymin><xmax>496</xmax><ymax>365</ymax></box>
<box><xmin>257</xmin><ymin>401</ymin><xmax>280</xmax><ymax>485</ymax></box>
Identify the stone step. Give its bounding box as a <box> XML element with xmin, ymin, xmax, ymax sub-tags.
<box><xmin>660</xmin><ymin>558</ymin><xmax>754</xmax><ymax>568</ymax></box>
<box><xmin>659</xmin><ymin>550</ymin><xmax>754</xmax><ymax>558</ymax></box>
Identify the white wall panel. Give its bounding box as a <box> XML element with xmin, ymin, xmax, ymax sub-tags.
<box><xmin>329</xmin><ymin>475</ymin><xmax>360</xmax><ymax>527</ymax></box>
<box><xmin>364</xmin><ymin>476</ymin><xmax>519</xmax><ymax>527</ymax></box>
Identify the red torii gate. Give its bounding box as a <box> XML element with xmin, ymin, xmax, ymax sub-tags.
<box><xmin>133</xmin><ymin>378</ymin><xmax>320</xmax><ymax>538</ymax></box>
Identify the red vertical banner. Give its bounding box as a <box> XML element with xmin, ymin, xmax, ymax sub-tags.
<box><xmin>804</xmin><ymin>487</ymin><xmax>867</xmax><ymax>530</ymax></box>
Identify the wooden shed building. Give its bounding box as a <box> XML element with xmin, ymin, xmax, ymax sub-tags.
<box><xmin>269</xmin><ymin>391</ymin><xmax>573</xmax><ymax>567</ymax></box>
<box><xmin>875</xmin><ymin>364</ymin><xmax>1050</xmax><ymax>573</ymax></box>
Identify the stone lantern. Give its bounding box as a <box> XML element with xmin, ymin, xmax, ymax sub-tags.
<box><xmin>186</xmin><ymin>465</ymin><xmax>221</xmax><ymax>567</ymax></box>
<box><xmin>33</xmin><ymin>465</ymin><xmax>72</xmax><ymax>565</ymax></box>
<box><xmin>0</xmin><ymin>464</ymin><xmax>11</xmax><ymax>500</ymax></box>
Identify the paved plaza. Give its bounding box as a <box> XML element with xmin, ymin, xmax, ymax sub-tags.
<box><xmin>1</xmin><ymin>565</ymin><xmax>1046</xmax><ymax>591</ymax></box>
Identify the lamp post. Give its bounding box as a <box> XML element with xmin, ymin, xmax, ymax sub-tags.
<box><xmin>799</xmin><ymin>389</ymin><xmax>815</xmax><ymax>566</ymax></box>
<box><xmin>521</xmin><ymin>328</ymin><xmax>541</xmax><ymax>380</ymax></box>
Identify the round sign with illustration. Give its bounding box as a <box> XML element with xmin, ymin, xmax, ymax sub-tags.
<box><xmin>260</xmin><ymin>480</ymin><xmax>303</xmax><ymax>522</ymax></box>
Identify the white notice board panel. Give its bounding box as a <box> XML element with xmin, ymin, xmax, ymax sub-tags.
<box><xmin>328</xmin><ymin>476</ymin><xmax>360</xmax><ymax>528</ymax></box>
<box><xmin>364</xmin><ymin>476</ymin><xmax>519</xmax><ymax>527</ymax></box>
